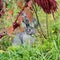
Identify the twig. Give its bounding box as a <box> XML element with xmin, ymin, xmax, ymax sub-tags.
<box><xmin>46</xmin><ymin>13</ymin><xmax>49</xmax><ymax>37</ymax></box>
<box><xmin>33</xmin><ymin>2</ymin><xmax>47</xmax><ymax>39</ymax></box>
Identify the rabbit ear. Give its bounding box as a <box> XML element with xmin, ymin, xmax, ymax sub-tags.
<box><xmin>34</xmin><ymin>0</ymin><xmax>58</xmax><ymax>14</ymax></box>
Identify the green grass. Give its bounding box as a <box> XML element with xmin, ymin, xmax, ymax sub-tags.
<box><xmin>0</xmin><ymin>0</ymin><xmax>60</xmax><ymax>60</ymax></box>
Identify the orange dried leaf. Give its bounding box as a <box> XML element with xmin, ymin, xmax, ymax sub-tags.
<box><xmin>20</xmin><ymin>27</ymin><xmax>24</xmax><ymax>32</ymax></box>
<box><xmin>8</xmin><ymin>8</ymin><xmax>14</xmax><ymax>15</ymax></box>
<box><xmin>24</xmin><ymin>7</ymin><xmax>33</xmax><ymax>22</ymax></box>
<box><xmin>27</xmin><ymin>0</ymin><xmax>33</xmax><ymax>8</ymax></box>
<box><xmin>17</xmin><ymin>16</ymin><xmax>23</xmax><ymax>23</ymax></box>
<box><xmin>7</xmin><ymin>15</ymin><xmax>11</xmax><ymax>20</ymax></box>
<box><xmin>17</xmin><ymin>1</ymin><xmax>23</xmax><ymax>9</ymax></box>
<box><xmin>7</xmin><ymin>26</ymin><xmax>14</xmax><ymax>34</ymax></box>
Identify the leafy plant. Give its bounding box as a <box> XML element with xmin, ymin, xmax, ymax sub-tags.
<box><xmin>0</xmin><ymin>35</ymin><xmax>12</xmax><ymax>50</ymax></box>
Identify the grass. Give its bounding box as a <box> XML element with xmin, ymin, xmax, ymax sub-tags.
<box><xmin>0</xmin><ymin>0</ymin><xmax>60</xmax><ymax>60</ymax></box>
